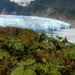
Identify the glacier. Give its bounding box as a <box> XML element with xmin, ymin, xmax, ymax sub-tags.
<box><xmin>0</xmin><ymin>15</ymin><xmax>71</xmax><ymax>32</ymax></box>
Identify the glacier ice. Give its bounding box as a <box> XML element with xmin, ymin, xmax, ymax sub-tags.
<box><xmin>0</xmin><ymin>15</ymin><xmax>71</xmax><ymax>32</ymax></box>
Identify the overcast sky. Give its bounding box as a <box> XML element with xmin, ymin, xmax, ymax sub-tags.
<box><xmin>10</xmin><ymin>0</ymin><xmax>35</xmax><ymax>6</ymax></box>
<box><xmin>10</xmin><ymin>0</ymin><xmax>34</xmax><ymax>3</ymax></box>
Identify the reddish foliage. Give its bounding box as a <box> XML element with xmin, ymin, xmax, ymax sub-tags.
<box><xmin>0</xmin><ymin>27</ymin><xmax>20</xmax><ymax>37</ymax></box>
<box><xmin>0</xmin><ymin>45</ymin><xmax>2</xmax><ymax>49</ymax></box>
<box><xmin>67</xmin><ymin>59</ymin><xmax>71</xmax><ymax>63</ymax></box>
<box><xmin>68</xmin><ymin>65</ymin><xmax>73</xmax><ymax>71</ymax></box>
<box><xmin>63</xmin><ymin>37</ymin><xmax>67</xmax><ymax>43</ymax></box>
<box><xmin>0</xmin><ymin>68</ymin><xmax>7</xmax><ymax>75</ymax></box>
<box><xmin>67</xmin><ymin>53</ymin><xmax>70</xmax><ymax>57</ymax></box>
<box><xmin>0</xmin><ymin>61</ymin><xmax>2</xmax><ymax>64</ymax></box>
<box><xmin>0</xmin><ymin>29</ymin><xmax>5</xmax><ymax>33</ymax></box>
<box><xmin>55</xmin><ymin>51</ymin><xmax>61</xmax><ymax>57</ymax></box>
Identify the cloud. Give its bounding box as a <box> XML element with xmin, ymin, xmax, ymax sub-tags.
<box><xmin>10</xmin><ymin>0</ymin><xmax>34</xmax><ymax>6</ymax></box>
<box><xmin>10</xmin><ymin>0</ymin><xmax>34</xmax><ymax>3</ymax></box>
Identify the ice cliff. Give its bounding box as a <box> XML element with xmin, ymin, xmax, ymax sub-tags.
<box><xmin>0</xmin><ymin>15</ymin><xmax>71</xmax><ymax>32</ymax></box>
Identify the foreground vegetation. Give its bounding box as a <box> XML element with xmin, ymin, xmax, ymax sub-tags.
<box><xmin>0</xmin><ymin>27</ymin><xmax>75</xmax><ymax>75</ymax></box>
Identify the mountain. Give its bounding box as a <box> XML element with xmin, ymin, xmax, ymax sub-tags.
<box><xmin>0</xmin><ymin>0</ymin><xmax>75</xmax><ymax>27</ymax></box>
<box><xmin>0</xmin><ymin>0</ymin><xmax>29</xmax><ymax>15</ymax></box>
<box><xmin>28</xmin><ymin>0</ymin><xmax>75</xmax><ymax>20</ymax></box>
<box><xmin>27</xmin><ymin>0</ymin><xmax>75</xmax><ymax>27</ymax></box>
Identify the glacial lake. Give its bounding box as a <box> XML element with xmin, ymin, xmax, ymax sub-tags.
<box><xmin>46</xmin><ymin>28</ymin><xmax>75</xmax><ymax>44</ymax></box>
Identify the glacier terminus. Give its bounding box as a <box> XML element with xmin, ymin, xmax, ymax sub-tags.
<box><xmin>0</xmin><ymin>15</ymin><xmax>71</xmax><ymax>32</ymax></box>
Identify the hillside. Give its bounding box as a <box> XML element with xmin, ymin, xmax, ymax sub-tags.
<box><xmin>0</xmin><ymin>27</ymin><xmax>75</xmax><ymax>75</ymax></box>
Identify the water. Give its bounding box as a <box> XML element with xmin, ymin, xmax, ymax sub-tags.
<box><xmin>46</xmin><ymin>28</ymin><xmax>75</xmax><ymax>44</ymax></box>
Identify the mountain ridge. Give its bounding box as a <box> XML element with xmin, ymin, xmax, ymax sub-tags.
<box><xmin>0</xmin><ymin>0</ymin><xmax>75</xmax><ymax>27</ymax></box>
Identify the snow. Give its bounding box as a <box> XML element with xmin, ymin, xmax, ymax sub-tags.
<box><xmin>0</xmin><ymin>15</ymin><xmax>71</xmax><ymax>32</ymax></box>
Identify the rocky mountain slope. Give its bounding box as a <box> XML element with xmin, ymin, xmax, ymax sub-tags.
<box><xmin>0</xmin><ymin>0</ymin><xmax>28</xmax><ymax>15</ymax></box>
<box><xmin>28</xmin><ymin>0</ymin><xmax>75</xmax><ymax>19</ymax></box>
<box><xmin>0</xmin><ymin>0</ymin><xmax>75</xmax><ymax>27</ymax></box>
<box><xmin>27</xmin><ymin>0</ymin><xmax>75</xmax><ymax>27</ymax></box>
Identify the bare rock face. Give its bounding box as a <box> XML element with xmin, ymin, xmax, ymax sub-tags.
<box><xmin>28</xmin><ymin>0</ymin><xmax>75</xmax><ymax>27</ymax></box>
<box><xmin>0</xmin><ymin>0</ymin><xmax>28</xmax><ymax>15</ymax></box>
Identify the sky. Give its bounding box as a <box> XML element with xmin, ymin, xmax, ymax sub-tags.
<box><xmin>10</xmin><ymin>0</ymin><xmax>34</xmax><ymax>3</ymax></box>
<box><xmin>10</xmin><ymin>0</ymin><xmax>35</xmax><ymax>6</ymax></box>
